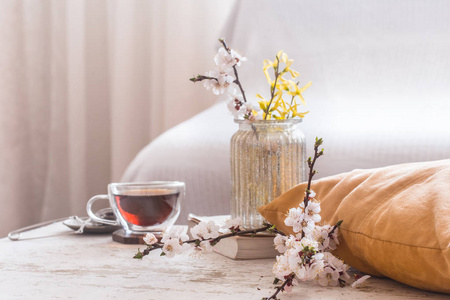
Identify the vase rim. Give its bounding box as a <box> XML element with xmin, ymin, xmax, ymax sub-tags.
<box><xmin>234</xmin><ymin>118</ymin><xmax>302</xmax><ymax>124</ymax></box>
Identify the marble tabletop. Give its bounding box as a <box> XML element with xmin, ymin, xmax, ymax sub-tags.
<box><xmin>0</xmin><ymin>222</ymin><xmax>448</xmax><ymax>300</ymax></box>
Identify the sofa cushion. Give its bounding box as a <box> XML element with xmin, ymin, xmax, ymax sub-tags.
<box><xmin>258</xmin><ymin>159</ymin><xmax>450</xmax><ymax>293</ymax></box>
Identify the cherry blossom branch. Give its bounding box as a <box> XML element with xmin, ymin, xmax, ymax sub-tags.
<box><xmin>265</xmin><ymin>223</ymin><xmax>286</xmax><ymax>236</ymax></box>
<box><xmin>330</xmin><ymin>220</ymin><xmax>343</xmax><ymax>236</ymax></box>
<box><xmin>266</xmin><ymin>137</ymin><xmax>325</xmax><ymax>300</ymax></box>
<box><xmin>218</xmin><ymin>38</ymin><xmax>247</xmax><ymax>103</ymax></box>
<box><xmin>133</xmin><ymin>225</ymin><xmax>272</xmax><ymax>259</ymax></box>
<box><xmin>265</xmin><ymin>273</ymin><xmax>295</xmax><ymax>300</ymax></box>
<box><xmin>131</xmin><ymin>138</ymin><xmax>359</xmax><ymax>297</ymax></box>
<box><xmin>303</xmin><ymin>137</ymin><xmax>324</xmax><ymax>211</ymax></box>
<box><xmin>190</xmin><ymin>75</ymin><xmax>219</xmax><ymax>83</ymax></box>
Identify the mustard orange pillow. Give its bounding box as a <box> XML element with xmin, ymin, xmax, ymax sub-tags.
<box><xmin>258</xmin><ymin>159</ymin><xmax>450</xmax><ymax>294</ymax></box>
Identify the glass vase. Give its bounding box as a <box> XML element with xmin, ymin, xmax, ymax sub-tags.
<box><xmin>230</xmin><ymin>119</ymin><xmax>306</xmax><ymax>229</ymax></box>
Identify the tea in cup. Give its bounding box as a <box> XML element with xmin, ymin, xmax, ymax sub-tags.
<box><xmin>86</xmin><ymin>181</ymin><xmax>184</xmax><ymax>233</ymax></box>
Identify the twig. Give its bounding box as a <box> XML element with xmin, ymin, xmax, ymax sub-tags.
<box><xmin>134</xmin><ymin>225</ymin><xmax>272</xmax><ymax>259</ymax></box>
<box><xmin>190</xmin><ymin>75</ymin><xmax>219</xmax><ymax>83</ymax></box>
<box><xmin>329</xmin><ymin>220</ymin><xmax>343</xmax><ymax>236</ymax></box>
<box><xmin>264</xmin><ymin>55</ymin><xmax>281</xmax><ymax>120</ymax></box>
<box><xmin>218</xmin><ymin>39</ymin><xmax>247</xmax><ymax>103</ymax></box>
<box><xmin>303</xmin><ymin>138</ymin><xmax>324</xmax><ymax>210</ymax></box>
<box><xmin>265</xmin><ymin>273</ymin><xmax>295</xmax><ymax>300</ymax></box>
<box><xmin>265</xmin><ymin>137</ymin><xmax>325</xmax><ymax>299</ymax></box>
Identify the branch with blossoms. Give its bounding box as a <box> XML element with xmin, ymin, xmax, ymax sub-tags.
<box><xmin>133</xmin><ymin>219</ymin><xmax>283</xmax><ymax>259</ymax></box>
<box><xmin>190</xmin><ymin>38</ymin><xmax>257</xmax><ymax>121</ymax></box>
<box><xmin>302</xmin><ymin>137</ymin><xmax>324</xmax><ymax>237</ymax></box>
<box><xmin>218</xmin><ymin>38</ymin><xmax>248</xmax><ymax>104</ymax></box>
<box><xmin>133</xmin><ymin>138</ymin><xmax>371</xmax><ymax>298</ymax></box>
<box><xmin>265</xmin><ymin>138</ymin><xmax>370</xmax><ymax>300</ymax></box>
<box><xmin>190</xmin><ymin>38</ymin><xmax>311</xmax><ymax>122</ymax></box>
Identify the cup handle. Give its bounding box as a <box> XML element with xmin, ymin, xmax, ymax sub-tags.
<box><xmin>86</xmin><ymin>195</ymin><xmax>120</xmax><ymax>226</ymax></box>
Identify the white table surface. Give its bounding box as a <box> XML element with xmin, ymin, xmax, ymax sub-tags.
<box><xmin>1</xmin><ymin>222</ymin><xmax>448</xmax><ymax>300</ymax></box>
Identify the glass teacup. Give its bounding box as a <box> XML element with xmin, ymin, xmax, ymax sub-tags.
<box><xmin>86</xmin><ymin>181</ymin><xmax>184</xmax><ymax>233</ymax></box>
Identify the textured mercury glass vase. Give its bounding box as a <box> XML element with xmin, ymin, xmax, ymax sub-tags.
<box><xmin>230</xmin><ymin>119</ymin><xmax>306</xmax><ymax>229</ymax></box>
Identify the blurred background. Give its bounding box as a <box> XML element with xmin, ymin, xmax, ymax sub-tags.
<box><xmin>1</xmin><ymin>0</ymin><xmax>450</xmax><ymax>237</ymax></box>
<box><xmin>0</xmin><ymin>0</ymin><xmax>235</xmax><ymax>236</ymax></box>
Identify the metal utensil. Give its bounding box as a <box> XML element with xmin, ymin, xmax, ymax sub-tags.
<box><xmin>7</xmin><ymin>208</ymin><xmax>119</xmax><ymax>241</ymax></box>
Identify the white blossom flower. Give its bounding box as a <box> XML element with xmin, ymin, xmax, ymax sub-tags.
<box><xmin>237</xmin><ymin>104</ymin><xmax>251</xmax><ymax>116</ymax></box>
<box><xmin>161</xmin><ymin>226</ymin><xmax>189</xmax><ymax>243</ymax></box>
<box><xmin>162</xmin><ymin>238</ymin><xmax>183</xmax><ymax>258</ymax></box>
<box><xmin>230</xmin><ymin>49</ymin><xmax>247</xmax><ymax>66</ymax></box>
<box><xmin>192</xmin><ymin>240</ymin><xmax>213</xmax><ymax>256</ymax></box>
<box><xmin>223</xmin><ymin>217</ymin><xmax>241</xmax><ymax>233</ymax></box>
<box><xmin>143</xmin><ymin>233</ymin><xmax>158</xmax><ymax>245</ymax></box>
<box><xmin>290</xmin><ymin>258</ymin><xmax>323</xmax><ymax>282</ymax></box>
<box><xmin>248</xmin><ymin>110</ymin><xmax>264</xmax><ymax>121</ymax></box>
<box><xmin>190</xmin><ymin>224</ymin><xmax>203</xmax><ymax>240</ymax></box>
<box><xmin>285</xmin><ymin>248</ymin><xmax>305</xmax><ymax>279</ymax></box>
<box><xmin>284</xmin><ymin>207</ymin><xmax>305</xmax><ymax>233</ymax></box>
<box><xmin>243</xmin><ymin>101</ymin><xmax>257</xmax><ymax>112</ymax></box>
<box><xmin>308</xmin><ymin>190</ymin><xmax>316</xmax><ymax>198</ymax></box>
<box><xmin>351</xmin><ymin>275</ymin><xmax>371</xmax><ymax>288</ymax></box>
<box><xmin>308</xmin><ymin>225</ymin><xmax>340</xmax><ymax>251</ymax></box>
<box><xmin>322</xmin><ymin>252</ymin><xmax>338</xmax><ymax>267</ymax></box>
<box><xmin>291</xmin><ymin>264</ymin><xmax>309</xmax><ymax>281</ymax></box>
<box><xmin>284</xmin><ymin>240</ymin><xmax>322</xmax><ymax>282</ymax></box>
<box><xmin>322</xmin><ymin>252</ymin><xmax>350</xmax><ymax>282</ymax></box>
<box><xmin>302</xmin><ymin>220</ymin><xmax>317</xmax><ymax>237</ymax></box>
<box><xmin>340</xmin><ymin>268</ymin><xmax>351</xmax><ymax>281</ymax></box>
<box><xmin>300</xmin><ymin>237</ymin><xmax>319</xmax><ymax>250</ymax></box>
<box><xmin>318</xmin><ymin>266</ymin><xmax>340</xmax><ymax>287</ymax></box>
<box><xmin>309</xmin><ymin>254</ymin><xmax>325</xmax><ymax>280</ymax></box>
<box><xmin>243</xmin><ymin>102</ymin><xmax>262</xmax><ymax>120</ymax></box>
<box><xmin>203</xmin><ymin>70</ymin><xmax>235</xmax><ymax>95</ymax></box>
<box><xmin>226</xmin><ymin>97</ymin><xmax>243</xmax><ymax>118</ymax></box>
<box><xmin>181</xmin><ymin>242</ymin><xmax>192</xmax><ymax>255</ymax></box>
<box><xmin>327</xmin><ymin>252</ymin><xmax>348</xmax><ymax>269</ymax></box>
<box><xmin>200</xmin><ymin>240</ymin><xmax>213</xmax><ymax>252</ymax></box>
<box><xmin>190</xmin><ymin>221</ymin><xmax>220</xmax><ymax>240</ymax></box>
<box><xmin>328</xmin><ymin>226</ymin><xmax>340</xmax><ymax>250</ymax></box>
<box><xmin>304</xmin><ymin>201</ymin><xmax>321</xmax><ymax>224</ymax></box>
<box><xmin>308</xmin><ymin>225</ymin><xmax>332</xmax><ymax>251</ymax></box>
<box><xmin>224</xmin><ymin>86</ymin><xmax>262</xmax><ymax>120</ymax></box>
<box><xmin>214</xmin><ymin>47</ymin><xmax>247</xmax><ymax>70</ymax></box>
<box><xmin>274</xmin><ymin>234</ymin><xmax>288</xmax><ymax>253</ymax></box>
<box><xmin>225</xmin><ymin>93</ymin><xmax>259</xmax><ymax>120</ymax></box>
<box><xmin>285</xmin><ymin>234</ymin><xmax>318</xmax><ymax>250</ymax></box>
<box><xmin>272</xmin><ymin>255</ymin><xmax>292</xmax><ymax>281</ymax></box>
<box><xmin>284</xmin><ymin>235</ymin><xmax>298</xmax><ymax>249</ymax></box>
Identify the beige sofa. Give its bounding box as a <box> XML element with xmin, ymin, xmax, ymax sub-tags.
<box><xmin>122</xmin><ymin>1</ymin><xmax>450</xmax><ymax>224</ymax></box>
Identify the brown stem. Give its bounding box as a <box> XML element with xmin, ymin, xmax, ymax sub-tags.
<box><xmin>271</xmin><ymin>227</ymin><xmax>286</xmax><ymax>236</ymax></box>
<box><xmin>303</xmin><ymin>156</ymin><xmax>316</xmax><ymax>208</ymax></box>
<box><xmin>266</xmin><ymin>273</ymin><xmax>295</xmax><ymax>300</ymax></box>
<box><xmin>287</xmin><ymin>81</ymin><xmax>300</xmax><ymax>119</ymax></box>
<box><xmin>219</xmin><ymin>39</ymin><xmax>247</xmax><ymax>103</ymax></box>
<box><xmin>232</xmin><ymin>68</ymin><xmax>247</xmax><ymax>103</ymax></box>
<box><xmin>264</xmin><ymin>55</ymin><xmax>280</xmax><ymax>120</ymax></box>
<box><xmin>136</xmin><ymin>225</ymin><xmax>272</xmax><ymax>258</ymax></box>
<box><xmin>329</xmin><ymin>220</ymin><xmax>343</xmax><ymax>237</ymax></box>
<box><xmin>303</xmin><ymin>140</ymin><xmax>323</xmax><ymax>208</ymax></box>
<box><xmin>210</xmin><ymin>225</ymin><xmax>271</xmax><ymax>242</ymax></box>
<box><xmin>301</xmin><ymin>138</ymin><xmax>323</xmax><ymax>238</ymax></box>
<box><xmin>190</xmin><ymin>75</ymin><xmax>219</xmax><ymax>83</ymax></box>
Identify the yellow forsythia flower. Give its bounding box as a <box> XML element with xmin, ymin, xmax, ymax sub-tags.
<box><xmin>257</xmin><ymin>51</ymin><xmax>311</xmax><ymax>120</ymax></box>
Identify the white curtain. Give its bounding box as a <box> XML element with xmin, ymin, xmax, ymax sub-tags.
<box><xmin>0</xmin><ymin>0</ymin><xmax>235</xmax><ymax>236</ymax></box>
